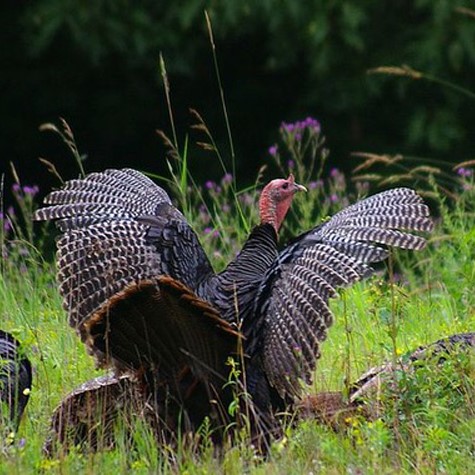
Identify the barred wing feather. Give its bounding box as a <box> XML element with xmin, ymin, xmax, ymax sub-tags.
<box><xmin>34</xmin><ymin>169</ymin><xmax>214</xmax><ymax>362</ymax></box>
<box><xmin>38</xmin><ymin>169</ymin><xmax>172</xmax><ymax>231</ymax></box>
<box><xmin>256</xmin><ymin>188</ymin><xmax>433</xmax><ymax>398</ymax></box>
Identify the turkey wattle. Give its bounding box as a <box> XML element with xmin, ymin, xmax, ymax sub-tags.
<box><xmin>34</xmin><ymin>169</ymin><xmax>433</xmax><ymax>436</ymax></box>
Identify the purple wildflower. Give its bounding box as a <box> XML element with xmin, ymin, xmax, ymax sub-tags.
<box><xmin>221</xmin><ymin>173</ymin><xmax>233</xmax><ymax>185</ymax></box>
<box><xmin>280</xmin><ymin>117</ymin><xmax>321</xmax><ymax>135</ymax></box>
<box><xmin>355</xmin><ymin>180</ymin><xmax>370</xmax><ymax>194</ymax></box>
<box><xmin>308</xmin><ymin>180</ymin><xmax>323</xmax><ymax>190</ymax></box>
<box><xmin>198</xmin><ymin>205</ymin><xmax>210</xmax><ymax>224</ymax></box>
<box><xmin>23</xmin><ymin>185</ymin><xmax>39</xmax><ymax>196</ymax></box>
<box><xmin>281</xmin><ymin>122</ymin><xmax>295</xmax><ymax>133</ymax></box>
<box><xmin>287</xmin><ymin>160</ymin><xmax>295</xmax><ymax>170</ymax></box>
<box><xmin>329</xmin><ymin>167</ymin><xmax>346</xmax><ymax>190</ymax></box>
<box><xmin>205</xmin><ymin>180</ymin><xmax>216</xmax><ymax>190</ymax></box>
<box><xmin>12</xmin><ymin>183</ymin><xmax>21</xmax><ymax>193</ymax></box>
<box><xmin>330</xmin><ymin>193</ymin><xmax>339</xmax><ymax>203</ymax></box>
<box><xmin>239</xmin><ymin>193</ymin><xmax>254</xmax><ymax>206</ymax></box>
<box><xmin>268</xmin><ymin>145</ymin><xmax>278</xmax><ymax>157</ymax></box>
<box><xmin>304</xmin><ymin>116</ymin><xmax>321</xmax><ymax>132</ymax></box>
<box><xmin>457</xmin><ymin>167</ymin><xmax>473</xmax><ymax>178</ymax></box>
<box><xmin>222</xmin><ymin>204</ymin><xmax>231</xmax><ymax>213</ymax></box>
<box><xmin>204</xmin><ymin>227</ymin><xmax>219</xmax><ymax>238</ymax></box>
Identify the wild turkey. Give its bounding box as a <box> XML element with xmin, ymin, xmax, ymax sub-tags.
<box><xmin>0</xmin><ymin>330</ymin><xmax>32</xmax><ymax>430</ymax></box>
<box><xmin>34</xmin><ymin>168</ymin><xmax>433</xmax><ymax>442</ymax></box>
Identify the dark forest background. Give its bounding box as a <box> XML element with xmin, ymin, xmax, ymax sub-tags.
<box><xmin>1</xmin><ymin>1</ymin><xmax>475</xmax><ymax>194</ymax></box>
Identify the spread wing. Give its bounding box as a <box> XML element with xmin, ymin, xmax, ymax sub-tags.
<box><xmin>34</xmin><ymin>169</ymin><xmax>214</xmax><ymax>340</ymax></box>
<box><xmin>252</xmin><ymin>188</ymin><xmax>434</xmax><ymax>398</ymax></box>
<box><xmin>34</xmin><ymin>168</ymin><xmax>239</xmax><ymax>396</ymax></box>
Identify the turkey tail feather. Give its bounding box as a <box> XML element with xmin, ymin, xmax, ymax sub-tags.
<box><xmin>83</xmin><ymin>277</ymin><xmax>241</xmax><ymax>385</ymax></box>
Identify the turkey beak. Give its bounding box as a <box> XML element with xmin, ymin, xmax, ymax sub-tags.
<box><xmin>293</xmin><ymin>182</ymin><xmax>307</xmax><ymax>193</ymax></box>
<box><xmin>286</xmin><ymin>174</ymin><xmax>307</xmax><ymax>193</ymax></box>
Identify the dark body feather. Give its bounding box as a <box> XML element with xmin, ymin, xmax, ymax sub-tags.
<box><xmin>0</xmin><ymin>330</ymin><xmax>32</xmax><ymax>429</ymax></box>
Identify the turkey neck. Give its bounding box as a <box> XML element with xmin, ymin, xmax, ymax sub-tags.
<box><xmin>198</xmin><ymin>223</ymin><xmax>278</xmax><ymax>324</ymax></box>
<box><xmin>259</xmin><ymin>189</ymin><xmax>294</xmax><ymax>234</ymax></box>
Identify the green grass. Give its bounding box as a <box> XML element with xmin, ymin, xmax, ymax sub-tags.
<box><xmin>1</xmin><ymin>175</ymin><xmax>474</xmax><ymax>474</ymax></box>
<box><xmin>1</xmin><ymin>119</ymin><xmax>475</xmax><ymax>473</ymax></box>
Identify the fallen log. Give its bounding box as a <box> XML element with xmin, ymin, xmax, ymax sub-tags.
<box><xmin>298</xmin><ymin>332</ymin><xmax>475</xmax><ymax>426</ymax></box>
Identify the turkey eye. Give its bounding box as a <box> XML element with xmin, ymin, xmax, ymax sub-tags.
<box><xmin>282</xmin><ymin>183</ymin><xmax>289</xmax><ymax>190</ymax></box>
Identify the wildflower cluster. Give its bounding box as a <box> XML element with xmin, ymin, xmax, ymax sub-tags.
<box><xmin>281</xmin><ymin>116</ymin><xmax>321</xmax><ymax>137</ymax></box>
<box><xmin>265</xmin><ymin>117</ymin><xmax>365</xmax><ymax>227</ymax></box>
<box><xmin>455</xmin><ymin>166</ymin><xmax>474</xmax><ymax>193</ymax></box>
<box><xmin>324</xmin><ymin>167</ymin><xmax>349</xmax><ymax>208</ymax></box>
<box><xmin>267</xmin><ymin>117</ymin><xmax>327</xmax><ymax>184</ymax></box>
<box><xmin>8</xmin><ymin>183</ymin><xmax>40</xmax><ymax>241</ymax></box>
<box><xmin>456</xmin><ymin>167</ymin><xmax>473</xmax><ymax>178</ymax></box>
<box><xmin>1</xmin><ymin>182</ymin><xmax>42</xmax><ymax>266</ymax></box>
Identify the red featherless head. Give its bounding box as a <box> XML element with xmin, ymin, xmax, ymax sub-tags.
<box><xmin>259</xmin><ymin>174</ymin><xmax>307</xmax><ymax>233</ymax></box>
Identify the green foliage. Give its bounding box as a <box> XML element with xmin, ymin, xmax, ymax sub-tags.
<box><xmin>16</xmin><ymin>0</ymin><xmax>475</xmax><ymax>170</ymax></box>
